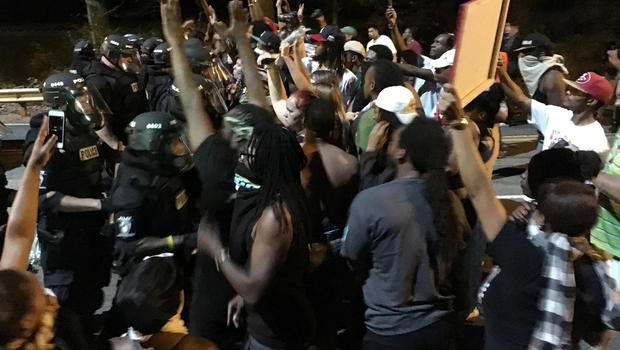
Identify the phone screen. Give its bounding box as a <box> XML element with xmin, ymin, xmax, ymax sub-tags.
<box><xmin>48</xmin><ymin>110</ymin><xmax>65</xmax><ymax>149</ymax></box>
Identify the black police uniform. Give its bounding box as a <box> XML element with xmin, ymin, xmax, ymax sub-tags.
<box><xmin>109</xmin><ymin>151</ymin><xmax>198</xmax><ymax>243</ymax></box>
<box><xmin>23</xmin><ymin>113</ymin><xmax>112</xmax><ymax>350</ymax></box>
<box><xmin>146</xmin><ymin>68</ymin><xmax>176</xmax><ymax>114</ymax></box>
<box><xmin>107</xmin><ymin>112</ymin><xmax>200</xmax><ymax>268</ymax></box>
<box><xmin>84</xmin><ymin>61</ymin><xmax>147</xmax><ymax>143</ymax></box>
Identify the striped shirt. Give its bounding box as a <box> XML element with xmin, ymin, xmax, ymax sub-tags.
<box><xmin>591</xmin><ymin>131</ymin><xmax>620</xmax><ymax>257</ymax></box>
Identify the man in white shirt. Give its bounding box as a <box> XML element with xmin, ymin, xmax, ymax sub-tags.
<box><xmin>499</xmin><ymin>68</ymin><xmax>613</xmax><ymax>157</ymax></box>
<box><xmin>366</xmin><ymin>25</ymin><xmax>397</xmax><ymax>57</ymax></box>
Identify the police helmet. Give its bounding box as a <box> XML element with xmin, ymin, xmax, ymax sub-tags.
<box><xmin>141</xmin><ymin>37</ymin><xmax>164</xmax><ymax>58</ymax></box>
<box><xmin>153</xmin><ymin>42</ymin><xmax>172</xmax><ymax>66</ymax></box>
<box><xmin>126</xmin><ymin>111</ymin><xmax>182</xmax><ymax>152</ymax></box>
<box><xmin>73</xmin><ymin>40</ymin><xmax>95</xmax><ymax>59</ymax></box>
<box><xmin>101</xmin><ymin>34</ymin><xmax>141</xmax><ymax>73</ymax></box>
<box><xmin>124</xmin><ymin>33</ymin><xmax>143</xmax><ymax>48</ymax></box>
<box><xmin>126</xmin><ymin>112</ymin><xmax>192</xmax><ymax>171</ymax></box>
<box><xmin>183</xmin><ymin>38</ymin><xmax>211</xmax><ymax>73</ymax></box>
<box><xmin>42</xmin><ymin>72</ymin><xmax>110</xmax><ymax>131</ymax></box>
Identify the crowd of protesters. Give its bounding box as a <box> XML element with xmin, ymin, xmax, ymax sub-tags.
<box><xmin>1</xmin><ymin>0</ymin><xmax>620</xmax><ymax>349</ymax></box>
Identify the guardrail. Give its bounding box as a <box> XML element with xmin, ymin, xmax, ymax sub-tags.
<box><xmin>0</xmin><ymin>88</ymin><xmax>44</xmax><ymax>116</ymax></box>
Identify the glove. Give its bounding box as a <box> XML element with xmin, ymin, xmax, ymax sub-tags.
<box><xmin>112</xmin><ymin>240</ymin><xmax>137</xmax><ymax>275</ymax></box>
<box><xmin>134</xmin><ymin>236</ymin><xmax>170</xmax><ymax>259</ymax></box>
<box><xmin>38</xmin><ymin>192</ymin><xmax>64</xmax><ymax>214</ymax></box>
<box><xmin>100</xmin><ymin>197</ymin><xmax>114</xmax><ymax>213</ymax></box>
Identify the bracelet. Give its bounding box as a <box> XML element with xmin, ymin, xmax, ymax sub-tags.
<box><xmin>448</xmin><ymin>117</ymin><xmax>469</xmax><ymax>130</ymax></box>
<box><xmin>167</xmin><ymin>235</ymin><xmax>175</xmax><ymax>251</ymax></box>
<box><xmin>215</xmin><ymin>248</ymin><xmax>230</xmax><ymax>272</ymax></box>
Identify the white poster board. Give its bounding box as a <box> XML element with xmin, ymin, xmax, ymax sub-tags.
<box><xmin>450</xmin><ymin>0</ymin><xmax>510</xmax><ymax>106</ymax></box>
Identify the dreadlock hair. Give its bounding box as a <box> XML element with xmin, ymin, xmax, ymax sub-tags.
<box><xmin>245</xmin><ymin>123</ymin><xmax>311</xmax><ymax>246</ymax></box>
<box><xmin>399</xmin><ymin>118</ymin><xmax>463</xmax><ymax>284</ymax></box>
<box><xmin>315</xmin><ymin>37</ymin><xmax>345</xmax><ymax>76</ymax></box>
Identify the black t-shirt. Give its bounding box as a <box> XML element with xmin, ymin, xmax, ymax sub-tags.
<box><xmin>189</xmin><ymin>135</ymin><xmax>240</xmax><ymax>346</ymax></box>
<box><xmin>483</xmin><ymin>221</ymin><xmax>606</xmax><ymax>350</ymax></box>
<box><xmin>192</xmin><ymin>134</ymin><xmax>237</xmax><ymax>240</ymax></box>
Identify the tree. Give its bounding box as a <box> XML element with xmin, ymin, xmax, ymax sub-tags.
<box><xmin>84</xmin><ymin>0</ymin><xmax>110</xmax><ymax>44</ymax></box>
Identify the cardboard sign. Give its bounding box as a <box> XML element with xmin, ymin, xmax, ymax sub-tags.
<box><xmin>450</xmin><ymin>0</ymin><xmax>510</xmax><ymax>105</ymax></box>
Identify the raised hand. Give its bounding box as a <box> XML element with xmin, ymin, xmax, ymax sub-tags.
<box><xmin>437</xmin><ymin>84</ymin><xmax>465</xmax><ymax>123</ymax></box>
<box><xmin>28</xmin><ymin>116</ymin><xmax>57</xmax><ymax>169</ymax></box>
<box><xmin>386</xmin><ymin>6</ymin><xmax>397</xmax><ymax>26</ymax></box>
<box><xmin>297</xmin><ymin>3</ymin><xmax>304</xmax><ymax>22</ymax></box>
<box><xmin>228</xmin><ymin>0</ymin><xmax>250</xmax><ymax>41</ymax></box>
<box><xmin>160</xmin><ymin>0</ymin><xmax>184</xmax><ymax>45</ymax></box>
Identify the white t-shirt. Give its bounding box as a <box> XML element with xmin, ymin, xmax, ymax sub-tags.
<box><xmin>530</xmin><ymin>99</ymin><xmax>609</xmax><ymax>155</ymax></box>
<box><xmin>366</xmin><ymin>35</ymin><xmax>398</xmax><ymax>55</ymax></box>
<box><xmin>414</xmin><ymin>56</ymin><xmax>442</xmax><ymax>117</ymax></box>
<box><xmin>340</xmin><ymin>69</ymin><xmax>358</xmax><ymax>107</ymax></box>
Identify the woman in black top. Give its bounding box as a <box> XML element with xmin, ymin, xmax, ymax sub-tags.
<box><xmin>439</xmin><ymin>84</ymin><xmax>611</xmax><ymax>349</ymax></box>
<box><xmin>199</xmin><ymin>122</ymin><xmax>315</xmax><ymax>350</ymax></box>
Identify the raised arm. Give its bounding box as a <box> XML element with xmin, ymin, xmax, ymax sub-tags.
<box><xmin>293</xmin><ymin>37</ymin><xmax>311</xmax><ymax>81</ymax></box>
<box><xmin>399</xmin><ymin>63</ymin><xmax>437</xmax><ymax>82</ymax></box>
<box><xmin>497</xmin><ymin>64</ymin><xmax>532</xmax><ymax>113</ymax></box>
<box><xmin>265</xmin><ymin>62</ymin><xmax>288</xmax><ymax>120</ymax></box>
<box><xmin>438</xmin><ymin>85</ymin><xmax>507</xmax><ymax>242</ymax></box>
<box><xmin>161</xmin><ymin>0</ymin><xmax>214</xmax><ymax>151</ymax></box>
<box><xmin>281</xmin><ymin>42</ymin><xmax>313</xmax><ymax>91</ymax></box>
<box><xmin>229</xmin><ymin>0</ymin><xmax>269</xmax><ymax>110</ymax></box>
<box><xmin>386</xmin><ymin>7</ymin><xmax>407</xmax><ymax>52</ymax></box>
<box><xmin>1</xmin><ymin>117</ymin><xmax>56</xmax><ymax>270</ymax></box>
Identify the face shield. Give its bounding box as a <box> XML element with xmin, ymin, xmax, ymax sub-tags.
<box><xmin>168</xmin><ymin>133</ymin><xmax>194</xmax><ymax>172</ymax></box>
<box><xmin>67</xmin><ymin>83</ymin><xmax>110</xmax><ymax>131</ymax></box>
<box><xmin>120</xmin><ymin>48</ymin><xmax>142</xmax><ymax>75</ymax></box>
<box><xmin>201</xmin><ymin>57</ymin><xmax>234</xmax><ymax>90</ymax></box>
<box><xmin>200</xmin><ymin>80</ymin><xmax>229</xmax><ymax>116</ymax></box>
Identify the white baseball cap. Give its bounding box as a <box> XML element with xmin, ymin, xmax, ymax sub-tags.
<box><xmin>431</xmin><ymin>49</ymin><xmax>456</xmax><ymax>70</ymax></box>
<box><xmin>343</xmin><ymin>40</ymin><xmax>366</xmax><ymax>57</ymax></box>
<box><xmin>375</xmin><ymin>86</ymin><xmax>419</xmax><ymax>124</ymax></box>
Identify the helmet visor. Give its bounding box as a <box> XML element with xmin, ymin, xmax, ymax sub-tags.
<box><xmin>70</xmin><ymin>84</ymin><xmax>111</xmax><ymax>130</ymax></box>
<box><xmin>120</xmin><ymin>49</ymin><xmax>142</xmax><ymax>75</ymax></box>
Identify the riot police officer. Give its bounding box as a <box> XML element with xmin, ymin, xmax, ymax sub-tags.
<box><xmin>109</xmin><ymin>111</ymin><xmax>200</xmax><ymax>274</ymax></box>
<box><xmin>84</xmin><ymin>34</ymin><xmax>147</xmax><ymax>144</ymax></box>
<box><xmin>69</xmin><ymin>39</ymin><xmax>96</xmax><ymax>78</ymax></box>
<box><xmin>146</xmin><ymin>42</ymin><xmax>174</xmax><ymax>112</ymax></box>
<box><xmin>140</xmin><ymin>37</ymin><xmax>164</xmax><ymax>65</ymax></box>
<box><xmin>170</xmin><ymin>74</ymin><xmax>228</xmax><ymax>124</ymax></box>
<box><xmin>22</xmin><ymin>72</ymin><xmax>113</xmax><ymax>348</ymax></box>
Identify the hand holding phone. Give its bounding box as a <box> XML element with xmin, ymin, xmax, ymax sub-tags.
<box><xmin>48</xmin><ymin>109</ymin><xmax>65</xmax><ymax>149</ymax></box>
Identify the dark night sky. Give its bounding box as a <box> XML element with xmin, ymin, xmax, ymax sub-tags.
<box><xmin>0</xmin><ymin>0</ymin><xmax>618</xmax><ymax>85</ymax></box>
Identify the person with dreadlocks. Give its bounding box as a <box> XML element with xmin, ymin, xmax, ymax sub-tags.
<box><xmin>198</xmin><ymin>122</ymin><xmax>315</xmax><ymax>350</ymax></box>
<box><xmin>161</xmin><ymin>1</ymin><xmax>274</xmax><ymax>348</ymax></box>
<box><xmin>341</xmin><ymin>116</ymin><xmax>468</xmax><ymax>350</ymax></box>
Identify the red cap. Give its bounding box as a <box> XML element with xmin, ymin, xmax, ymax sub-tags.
<box><xmin>564</xmin><ymin>72</ymin><xmax>613</xmax><ymax>103</ymax></box>
<box><xmin>310</xmin><ymin>34</ymin><xmax>327</xmax><ymax>42</ymax></box>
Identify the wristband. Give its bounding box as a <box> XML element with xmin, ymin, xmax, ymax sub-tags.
<box><xmin>167</xmin><ymin>235</ymin><xmax>175</xmax><ymax>251</ymax></box>
<box><xmin>215</xmin><ymin>248</ymin><xmax>230</xmax><ymax>272</ymax></box>
<box><xmin>448</xmin><ymin>117</ymin><xmax>469</xmax><ymax>130</ymax></box>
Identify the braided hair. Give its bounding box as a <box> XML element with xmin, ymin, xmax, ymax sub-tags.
<box><xmin>399</xmin><ymin>118</ymin><xmax>463</xmax><ymax>284</ymax></box>
<box><xmin>245</xmin><ymin>123</ymin><xmax>311</xmax><ymax>245</ymax></box>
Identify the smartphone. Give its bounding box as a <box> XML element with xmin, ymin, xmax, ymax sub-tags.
<box><xmin>387</xmin><ymin>0</ymin><xmax>393</xmax><ymax>7</ymax></box>
<box><xmin>48</xmin><ymin>109</ymin><xmax>65</xmax><ymax>149</ymax></box>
